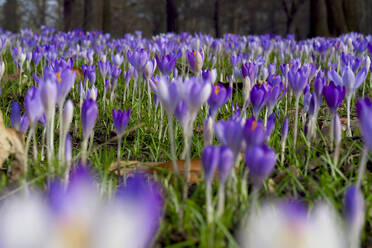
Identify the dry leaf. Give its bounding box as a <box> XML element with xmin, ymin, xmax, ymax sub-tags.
<box><xmin>111</xmin><ymin>159</ymin><xmax>206</xmax><ymax>184</ymax></box>
<box><xmin>0</xmin><ymin>111</ymin><xmax>25</xmax><ymax>181</ymax></box>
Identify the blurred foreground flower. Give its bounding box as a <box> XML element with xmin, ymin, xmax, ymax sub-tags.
<box><xmin>241</xmin><ymin>200</ymin><xmax>346</xmax><ymax>248</ymax></box>
<box><xmin>0</xmin><ymin>165</ymin><xmax>164</xmax><ymax>248</ymax></box>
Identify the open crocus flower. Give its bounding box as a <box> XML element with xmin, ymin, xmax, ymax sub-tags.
<box><xmin>150</xmin><ymin>76</ymin><xmax>181</xmax><ymax>115</ymax></box>
<box><xmin>156</xmin><ymin>54</ymin><xmax>178</xmax><ymax>75</ymax></box>
<box><xmin>243</xmin><ymin>118</ymin><xmax>267</xmax><ymax>147</ymax></box>
<box><xmin>127</xmin><ymin>48</ymin><xmax>149</xmax><ymax>73</ymax></box>
<box><xmin>208</xmin><ymin>83</ymin><xmax>232</xmax><ymax>118</ymax></box>
<box><xmin>241</xmin><ymin>200</ymin><xmax>346</xmax><ymax>248</ymax></box>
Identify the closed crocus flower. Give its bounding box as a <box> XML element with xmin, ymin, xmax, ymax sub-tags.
<box><xmin>143</xmin><ymin>59</ymin><xmax>156</xmax><ymax>80</ymax></box>
<box><xmin>241</xmin><ymin>62</ymin><xmax>258</xmax><ymax>83</ymax></box>
<box><xmin>342</xmin><ymin>66</ymin><xmax>367</xmax><ymax>98</ymax></box>
<box><xmin>202</xmin><ymin>68</ymin><xmax>217</xmax><ymax>85</ymax></box>
<box><xmin>281</xmin><ymin>117</ymin><xmax>289</xmax><ymax>143</ymax></box>
<box><xmin>81</xmin><ymin>98</ymin><xmax>98</xmax><ymax>140</ymax></box>
<box><xmin>10</xmin><ymin>101</ymin><xmax>21</xmax><ymax>131</ymax></box>
<box><xmin>288</xmin><ymin>66</ymin><xmax>309</xmax><ymax>98</ymax></box>
<box><xmin>186</xmin><ymin>49</ymin><xmax>204</xmax><ymax>75</ymax></box>
<box><xmin>112</xmin><ymin>108</ymin><xmax>131</xmax><ymax>137</ymax></box>
<box><xmin>356</xmin><ymin>98</ymin><xmax>372</xmax><ymax>151</ymax></box>
<box><xmin>174</xmin><ymin>100</ymin><xmax>190</xmax><ymax>131</ymax></box>
<box><xmin>245</xmin><ymin>144</ymin><xmax>276</xmax><ymax>185</ymax></box>
<box><xmin>202</xmin><ymin>146</ymin><xmax>219</xmax><ymax>183</ymax></box>
<box><xmin>250</xmin><ymin>84</ymin><xmax>268</xmax><ymax>119</ymax></box>
<box><xmin>56</xmin><ymin>68</ymin><xmax>76</xmax><ymax>105</ymax></box>
<box><xmin>323</xmin><ymin>81</ymin><xmax>345</xmax><ymax>115</ymax></box>
<box><xmin>208</xmin><ymin>83</ymin><xmax>232</xmax><ymax>118</ymax></box>
<box><xmin>243</xmin><ymin>118</ymin><xmax>266</xmax><ymax>147</ymax></box>
<box><xmin>181</xmin><ymin>76</ymin><xmax>211</xmax><ymax>117</ymax></box>
<box><xmin>217</xmin><ymin>146</ymin><xmax>234</xmax><ymax>184</ymax></box>
<box><xmin>127</xmin><ymin>49</ymin><xmax>149</xmax><ymax>73</ymax></box>
<box><xmin>25</xmin><ymin>86</ymin><xmax>44</xmax><ymax>126</ymax></box>
<box><xmin>152</xmin><ymin>76</ymin><xmax>181</xmax><ymax>114</ymax></box>
<box><xmin>214</xmin><ymin>119</ymin><xmax>243</xmax><ymax>159</ymax></box>
<box><xmin>40</xmin><ymin>78</ymin><xmax>57</xmax><ymax>117</ymax></box>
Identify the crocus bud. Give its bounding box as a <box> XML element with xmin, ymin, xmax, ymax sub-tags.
<box><xmin>25</xmin><ymin>86</ymin><xmax>44</xmax><ymax>126</ymax></box>
<box><xmin>250</xmin><ymin>84</ymin><xmax>268</xmax><ymax>119</ymax></box>
<box><xmin>344</xmin><ymin>185</ymin><xmax>365</xmax><ymax>243</ymax></box>
<box><xmin>245</xmin><ymin>144</ymin><xmax>276</xmax><ymax>185</ymax></box>
<box><xmin>202</xmin><ymin>146</ymin><xmax>219</xmax><ymax>183</ymax></box>
<box><xmin>364</xmin><ymin>56</ymin><xmax>371</xmax><ymax>72</ymax></box>
<box><xmin>63</xmin><ymin>100</ymin><xmax>74</xmax><ymax>133</ymax></box>
<box><xmin>281</xmin><ymin>117</ymin><xmax>289</xmax><ymax>143</ymax></box>
<box><xmin>112</xmin><ymin>108</ymin><xmax>131</xmax><ymax>136</ymax></box>
<box><xmin>187</xmin><ymin>50</ymin><xmax>204</xmax><ymax>75</ymax></box>
<box><xmin>81</xmin><ymin>98</ymin><xmax>98</xmax><ymax>140</ymax></box>
<box><xmin>40</xmin><ymin>79</ymin><xmax>57</xmax><ymax>117</ymax></box>
<box><xmin>217</xmin><ymin>146</ymin><xmax>234</xmax><ymax>184</ymax></box>
<box><xmin>10</xmin><ymin>102</ymin><xmax>21</xmax><ymax>131</ymax></box>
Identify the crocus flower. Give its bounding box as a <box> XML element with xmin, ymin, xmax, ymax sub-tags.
<box><xmin>323</xmin><ymin>81</ymin><xmax>345</xmax><ymax>115</ymax></box>
<box><xmin>180</xmin><ymin>76</ymin><xmax>211</xmax><ymax>119</ymax></box>
<box><xmin>0</xmin><ymin>61</ymin><xmax>4</xmax><ymax>80</ymax></box>
<box><xmin>10</xmin><ymin>101</ymin><xmax>21</xmax><ymax>131</ymax></box>
<box><xmin>40</xmin><ymin>77</ymin><xmax>58</xmax><ymax>117</ymax></box>
<box><xmin>356</xmin><ymin>97</ymin><xmax>372</xmax><ymax>151</ymax></box>
<box><xmin>56</xmin><ymin>68</ymin><xmax>76</xmax><ymax>106</ymax></box>
<box><xmin>245</xmin><ymin>144</ymin><xmax>276</xmax><ymax>185</ymax></box>
<box><xmin>250</xmin><ymin>84</ymin><xmax>269</xmax><ymax>119</ymax></box>
<box><xmin>202</xmin><ymin>68</ymin><xmax>217</xmax><ymax>85</ymax></box>
<box><xmin>214</xmin><ymin>119</ymin><xmax>243</xmax><ymax>159</ymax></box>
<box><xmin>112</xmin><ymin>108</ymin><xmax>131</xmax><ymax>137</ymax></box>
<box><xmin>25</xmin><ymin>86</ymin><xmax>44</xmax><ymax>126</ymax></box>
<box><xmin>217</xmin><ymin>146</ymin><xmax>234</xmax><ymax>184</ymax></box>
<box><xmin>288</xmin><ymin>66</ymin><xmax>309</xmax><ymax>98</ymax></box>
<box><xmin>202</xmin><ymin>146</ymin><xmax>220</xmax><ymax>183</ymax></box>
<box><xmin>156</xmin><ymin>54</ymin><xmax>177</xmax><ymax>75</ymax></box>
<box><xmin>243</xmin><ymin>118</ymin><xmax>267</xmax><ymax>147</ymax></box>
<box><xmin>151</xmin><ymin>76</ymin><xmax>181</xmax><ymax>115</ymax></box>
<box><xmin>186</xmin><ymin>49</ymin><xmax>204</xmax><ymax>75</ymax></box>
<box><xmin>143</xmin><ymin>59</ymin><xmax>156</xmax><ymax>80</ymax></box>
<box><xmin>81</xmin><ymin>98</ymin><xmax>98</xmax><ymax>140</ymax></box>
<box><xmin>127</xmin><ymin>49</ymin><xmax>149</xmax><ymax>73</ymax></box>
<box><xmin>208</xmin><ymin>83</ymin><xmax>232</xmax><ymax>118</ymax></box>
<box><xmin>19</xmin><ymin>115</ymin><xmax>29</xmax><ymax>133</ymax></box>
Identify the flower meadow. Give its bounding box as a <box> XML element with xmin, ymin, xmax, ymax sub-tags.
<box><xmin>0</xmin><ymin>26</ymin><xmax>371</xmax><ymax>247</ymax></box>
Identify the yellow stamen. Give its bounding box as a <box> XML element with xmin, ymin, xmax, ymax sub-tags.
<box><xmin>56</xmin><ymin>72</ymin><xmax>62</xmax><ymax>83</ymax></box>
<box><xmin>251</xmin><ymin>121</ymin><xmax>258</xmax><ymax>131</ymax></box>
<box><xmin>193</xmin><ymin>51</ymin><xmax>196</xmax><ymax>56</ymax></box>
<box><xmin>231</xmin><ymin>44</ymin><xmax>234</xmax><ymax>49</ymax></box>
<box><xmin>215</xmin><ymin>85</ymin><xmax>221</xmax><ymax>95</ymax></box>
<box><xmin>154</xmin><ymin>81</ymin><xmax>158</xmax><ymax>84</ymax></box>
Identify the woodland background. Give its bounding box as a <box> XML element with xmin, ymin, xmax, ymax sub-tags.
<box><xmin>1</xmin><ymin>0</ymin><xmax>371</xmax><ymax>39</ymax></box>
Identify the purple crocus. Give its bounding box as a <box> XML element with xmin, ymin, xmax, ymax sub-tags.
<box><xmin>288</xmin><ymin>66</ymin><xmax>309</xmax><ymax>98</ymax></box>
<box><xmin>10</xmin><ymin>102</ymin><xmax>21</xmax><ymax>131</ymax></box>
<box><xmin>250</xmin><ymin>84</ymin><xmax>268</xmax><ymax>119</ymax></box>
<box><xmin>356</xmin><ymin>98</ymin><xmax>372</xmax><ymax>151</ymax></box>
<box><xmin>214</xmin><ymin>119</ymin><xmax>243</xmax><ymax>159</ymax></box>
<box><xmin>151</xmin><ymin>76</ymin><xmax>181</xmax><ymax>114</ymax></box>
<box><xmin>112</xmin><ymin>108</ymin><xmax>131</xmax><ymax>137</ymax></box>
<box><xmin>323</xmin><ymin>81</ymin><xmax>345</xmax><ymax>115</ymax></box>
<box><xmin>186</xmin><ymin>49</ymin><xmax>204</xmax><ymax>75</ymax></box>
<box><xmin>127</xmin><ymin>49</ymin><xmax>149</xmax><ymax>73</ymax></box>
<box><xmin>208</xmin><ymin>83</ymin><xmax>232</xmax><ymax>118</ymax></box>
<box><xmin>245</xmin><ymin>144</ymin><xmax>277</xmax><ymax>185</ymax></box>
<box><xmin>24</xmin><ymin>86</ymin><xmax>44</xmax><ymax>126</ymax></box>
<box><xmin>156</xmin><ymin>54</ymin><xmax>177</xmax><ymax>75</ymax></box>
<box><xmin>81</xmin><ymin>98</ymin><xmax>98</xmax><ymax>140</ymax></box>
<box><xmin>202</xmin><ymin>146</ymin><xmax>219</xmax><ymax>183</ymax></box>
<box><xmin>243</xmin><ymin>118</ymin><xmax>267</xmax><ymax>147</ymax></box>
<box><xmin>56</xmin><ymin>68</ymin><xmax>76</xmax><ymax>106</ymax></box>
<box><xmin>217</xmin><ymin>146</ymin><xmax>234</xmax><ymax>184</ymax></box>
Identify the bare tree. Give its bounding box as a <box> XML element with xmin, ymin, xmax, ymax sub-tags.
<box><xmin>83</xmin><ymin>0</ymin><xmax>92</xmax><ymax>31</ymax></box>
<box><xmin>214</xmin><ymin>0</ymin><xmax>220</xmax><ymax>37</ymax></box>
<box><xmin>102</xmin><ymin>0</ymin><xmax>111</xmax><ymax>33</ymax></box>
<box><xmin>63</xmin><ymin>0</ymin><xmax>75</xmax><ymax>31</ymax></box>
<box><xmin>2</xmin><ymin>0</ymin><xmax>20</xmax><ymax>32</ymax></box>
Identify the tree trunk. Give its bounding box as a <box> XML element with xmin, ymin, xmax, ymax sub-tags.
<box><xmin>102</xmin><ymin>0</ymin><xmax>111</xmax><ymax>33</ymax></box>
<box><xmin>63</xmin><ymin>0</ymin><xmax>75</xmax><ymax>31</ymax></box>
<box><xmin>325</xmin><ymin>0</ymin><xmax>348</xmax><ymax>35</ymax></box>
<box><xmin>214</xmin><ymin>0</ymin><xmax>220</xmax><ymax>37</ymax></box>
<box><xmin>83</xmin><ymin>0</ymin><xmax>93</xmax><ymax>31</ymax></box>
<box><xmin>343</xmin><ymin>0</ymin><xmax>360</xmax><ymax>32</ymax></box>
<box><xmin>310</xmin><ymin>0</ymin><xmax>330</xmax><ymax>37</ymax></box>
<box><xmin>166</xmin><ymin>0</ymin><xmax>178</xmax><ymax>33</ymax></box>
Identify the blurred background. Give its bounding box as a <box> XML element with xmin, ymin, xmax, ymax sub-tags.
<box><xmin>0</xmin><ymin>0</ymin><xmax>371</xmax><ymax>39</ymax></box>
